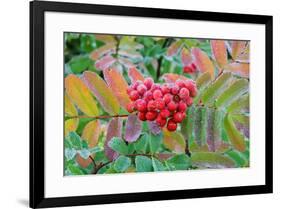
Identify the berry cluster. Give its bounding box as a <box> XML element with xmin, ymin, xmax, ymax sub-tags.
<box><xmin>126</xmin><ymin>77</ymin><xmax>197</xmax><ymax>132</ymax></box>
<box><xmin>183</xmin><ymin>63</ymin><xmax>197</xmax><ymax>74</ymax></box>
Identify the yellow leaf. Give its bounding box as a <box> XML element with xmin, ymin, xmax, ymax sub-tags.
<box><xmin>65</xmin><ymin>74</ymin><xmax>99</xmax><ymax>116</ymax></box>
<box><xmin>65</xmin><ymin>93</ymin><xmax>77</xmax><ymax>116</ymax></box>
<box><xmin>65</xmin><ymin>119</ymin><xmax>78</xmax><ymax>137</ymax></box>
<box><xmin>163</xmin><ymin>129</ymin><xmax>186</xmax><ymax>153</ymax></box>
<box><xmin>82</xmin><ymin>120</ymin><xmax>101</xmax><ymax>148</ymax></box>
<box><xmin>83</xmin><ymin>71</ymin><xmax>120</xmax><ymax>115</ymax></box>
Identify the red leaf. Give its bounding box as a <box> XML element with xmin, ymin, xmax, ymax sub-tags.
<box><xmin>210</xmin><ymin>40</ymin><xmax>228</xmax><ymax>68</ymax></box>
<box><xmin>95</xmin><ymin>55</ymin><xmax>116</xmax><ymax>71</ymax></box>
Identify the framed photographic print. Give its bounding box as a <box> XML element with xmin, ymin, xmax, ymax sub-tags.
<box><xmin>30</xmin><ymin>0</ymin><xmax>273</xmax><ymax>208</ymax></box>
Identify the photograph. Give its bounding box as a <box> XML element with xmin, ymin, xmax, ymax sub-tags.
<box><xmin>64</xmin><ymin>32</ymin><xmax>250</xmax><ymax>176</ymax></box>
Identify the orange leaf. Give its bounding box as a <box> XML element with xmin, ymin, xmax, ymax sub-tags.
<box><xmin>229</xmin><ymin>41</ymin><xmax>248</xmax><ymax>60</ymax></box>
<box><xmin>103</xmin><ymin>68</ymin><xmax>130</xmax><ymax>109</ymax></box>
<box><xmin>65</xmin><ymin>93</ymin><xmax>77</xmax><ymax>116</ymax></box>
<box><xmin>191</xmin><ymin>48</ymin><xmax>215</xmax><ymax>79</ymax></box>
<box><xmin>65</xmin><ymin>74</ymin><xmax>99</xmax><ymax>116</ymax></box>
<box><xmin>82</xmin><ymin>120</ymin><xmax>101</xmax><ymax>148</ymax></box>
<box><xmin>163</xmin><ymin>129</ymin><xmax>186</xmax><ymax>153</ymax></box>
<box><xmin>128</xmin><ymin>67</ymin><xmax>145</xmax><ymax>83</ymax></box>
<box><xmin>210</xmin><ymin>40</ymin><xmax>228</xmax><ymax>68</ymax></box>
<box><xmin>224</xmin><ymin>62</ymin><xmax>249</xmax><ymax>78</ymax></box>
<box><xmin>76</xmin><ymin>154</ymin><xmax>92</xmax><ymax>168</ymax></box>
<box><xmin>162</xmin><ymin>73</ymin><xmax>189</xmax><ymax>83</ymax></box>
<box><xmin>167</xmin><ymin>40</ymin><xmax>183</xmax><ymax>57</ymax></box>
<box><xmin>83</xmin><ymin>71</ymin><xmax>120</xmax><ymax>114</ymax></box>
<box><xmin>90</xmin><ymin>43</ymin><xmax>116</xmax><ymax>61</ymax></box>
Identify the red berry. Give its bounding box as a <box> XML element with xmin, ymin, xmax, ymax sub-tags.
<box><xmin>167</xmin><ymin>101</ymin><xmax>178</xmax><ymax>112</ymax></box>
<box><xmin>145</xmin><ymin>111</ymin><xmax>158</xmax><ymax>121</ymax></box>
<box><xmin>136</xmin><ymin>99</ymin><xmax>147</xmax><ymax>112</ymax></box>
<box><xmin>171</xmin><ymin>85</ymin><xmax>179</xmax><ymax>95</ymax></box>
<box><xmin>167</xmin><ymin>119</ymin><xmax>177</xmax><ymax>131</ymax></box>
<box><xmin>144</xmin><ymin>77</ymin><xmax>154</xmax><ymax>89</ymax></box>
<box><xmin>183</xmin><ymin>65</ymin><xmax>195</xmax><ymax>73</ymax></box>
<box><xmin>186</xmin><ymin>97</ymin><xmax>193</xmax><ymax>106</ymax></box>
<box><xmin>163</xmin><ymin>93</ymin><xmax>173</xmax><ymax>104</ymax></box>
<box><xmin>131</xmin><ymin>81</ymin><xmax>141</xmax><ymax>90</ymax></box>
<box><xmin>178</xmin><ymin>101</ymin><xmax>187</xmax><ymax>112</ymax></box>
<box><xmin>191</xmin><ymin>63</ymin><xmax>197</xmax><ymax>70</ymax></box>
<box><xmin>175</xmin><ymin>80</ymin><xmax>186</xmax><ymax>88</ymax></box>
<box><xmin>179</xmin><ymin>87</ymin><xmax>190</xmax><ymax>99</ymax></box>
<box><xmin>155</xmin><ymin>99</ymin><xmax>165</xmax><ymax>110</ymax></box>
<box><xmin>147</xmin><ymin>100</ymin><xmax>157</xmax><ymax>111</ymax></box>
<box><xmin>143</xmin><ymin>91</ymin><xmax>153</xmax><ymax>102</ymax></box>
<box><xmin>173</xmin><ymin>112</ymin><xmax>185</xmax><ymax>123</ymax></box>
<box><xmin>138</xmin><ymin>112</ymin><xmax>147</xmax><ymax>121</ymax></box>
<box><xmin>156</xmin><ymin>115</ymin><xmax>167</xmax><ymax>127</ymax></box>
<box><xmin>129</xmin><ymin>90</ymin><xmax>139</xmax><ymax>101</ymax></box>
<box><xmin>151</xmin><ymin>84</ymin><xmax>160</xmax><ymax>91</ymax></box>
<box><xmin>137</xmin><ymin>84</ymin><xmax>147</xmax><ymax>95</ymax></box>
<box><xmin>185</xmin><ymin>81</ymin><xmax>197</xmax><ymax>97</ymax></box>
<box><xmin>173</xmin><ymin>95</ymin><xmax>180</xmax><ymax>102</ymax></box>
<box><xmin>153</xmin><ymin>89</ymin><xmax>163</xmax><ymax>99</ymax></box>
<box><xmin>161</xmin><ymin>84</ymin><xmax>170</xmax><ymax>94</ymax></box>
<box><xmin>127</xmin><ymin>86</ymin><xmax>133</xmax><ymax>94</ymax></box>
<box><xmin>126</xmin><ymin>102</ymin><xmax>135</xmax><ymax>113</ymax></box>
<box><xmin>160</xmin><ymin>109</ymin><xmax>170</xmax><ymax>118</ymax></box>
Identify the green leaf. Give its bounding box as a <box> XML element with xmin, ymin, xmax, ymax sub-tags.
<box><xmin>152</xmin><ymin>157</ymin><xmax>165</xmax><ymax>171</ymax></box>
<box><xmin>65</xmin><ymin>148</ymin><xmax>76</xmax><ymax>161</ymax></box>
<box><xmin>215</xmin><ymin>79</ymin><xmax>248</xmax><ymax>108</ymax></box>
<box><xmin>200</xmin><ymin>72</ymin><xmax>232</xmax><ymax>105</ymax></box>
<box><xmin>135</xmin><ymin>156</ymin><xmax>153</xmax><ymax>172</ymax></box>
<box><xmin>225</xmin><ymin>150</ymin><xmax>248</xmax><ymax>167</ymax></box>
<box><xmin>148</xmin><ymin>133</ymin><xmax>163</xmax><ymax>154</ymax></box>
<box><xmin>163</xmin><ymin>129</ymin><xmax>186</xmax><ymax>153</ymax></box>
<box><xmin>191</xmin><ymin>152</ymin><xmax>236</xmax><ymax>168</ymax></box>
<box><xmin>224</xmin><ymin>114</ymin><xmax>246</xmax><ymax>152</ymax></box>
<box><xmin>166</xmin><ymin>154</ymin><xmax>191</xmax><ymax>170</ymax></box>
<box><xmin>67</xmin><ymin>164</ymin><xmax>84</xmax><ymax>175</ymax></box>
<box><xmin>134</xmin><ymin>134</ymin><xmax>148</xmax><ymax>153</ymax></box>
<box><xmin>69</xmin><ymin>55</ymin><xmax>92</xmax><ymax>74</ymax></box>
<box><xmin>108</xmin><ymin>137</ymin><xmax>128</xmax><ymax>155</ymax></box>
<box><xmin>227</xmin><ymin>94</ymin><xmax>249</xmax><ymax>113</ymax></box>
<box><xmin>114</xmin><ymin>156</ymin><xmax>132</xmax><ymax>172</ymax></box>
<box><xmin>67</xmin><ymin>132</ymin><xmax>82</xmax><ymax>149</ymax></box>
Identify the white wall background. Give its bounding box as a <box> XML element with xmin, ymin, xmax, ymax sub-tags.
<box><xmin>0</xmin><ymin>0</ymin><xmax>280</xmax><ymax>208</ymax></box>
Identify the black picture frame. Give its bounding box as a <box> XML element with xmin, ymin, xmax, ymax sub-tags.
<box><xmin>30</xmin><ymin>1</ymin><xmax>273</xmax><ymax>208</ymax></box>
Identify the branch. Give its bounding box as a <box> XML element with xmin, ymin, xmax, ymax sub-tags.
<box><xmin>67</xmin><ymin>114</ymin><xmax>130</xmax><ymax>120</ymax></box>
<box><xmin>156</xmin><ymin>38</ymin><xmax>173</xmax><ymax>80</ymax></box>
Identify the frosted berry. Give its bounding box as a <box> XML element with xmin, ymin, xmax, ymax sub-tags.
<box><xmin>145</xmin><ymin>111</ymin><xmax>158</xmax><ymax>121</ymax></box>
<box><xmin>136</xmin><ymin>99</ymin><xmax>147</xmax><ymax>112</ymax></box>
<box><xmin>178</xmin><ymin>101</ymin><xmax>187</xmax><ymax>112</ymax></box>
<box><xmin>126</xmin><ymin>102</ymin><xmax>135</xmax><ymax>113</ymax></box>
<box><xmin>147</xmin><ymin>100</ymin><xmax>157</xmax><ymax>111</ymax></box>
<box><xmin>167</xmin><ymin>101</ymin><xmax>178</xmax><ymax>112</ymax></box>
<box><xmin>153</xmin><ymin>89</ymin><xmax>163</xmax><ymax>100</ymax></box>
<box><xmin>144</xmin><ymin>77</ymin><xmax>154</xmax><ymax>89</ymax></box>
<box><xmin>163</xmin><ymin>93</ymin><xmax>173</xmax><ymax>104</ymax></box>
<box><xmin>167</xmin><ymin>119</ymin><xmax>177</xmax><ymax>132</ymax></box>
<box><xmin>129</xmin><ymin>90</ymin><xmax>139</xmax><ymax>101</ymax></box>
<box><xmin>160</xmin><ymin>109</ymin><xmax>170</xmax><ymax>118</ymax></box>
<box><xmin>155</xmin><ymin>99</ymin><xmax>165</xmax><ymax>110</ymax></box>
<box><xmin>179</xmin><ymin>87</ymin><xmax>189</xmax><ymax>99</ymax></box>
<box><xmin>171</xmin><ymin>85</ymin><xmax>179</xmax><ymax>95</ymax></box>
<box><xmin>138</xmin><ymin>112</ymin><xmax>147</xmax><ymax>121</ymax></box>
<box><xmin>161</xmin><ymin>84</ymin><xmax>170</xmax><ymax>94</ymax></box>
<box><xmin>156</xmin><ymin>115</ymin><xmax>167</xmax><ymax>127</ymax></box>
<box><xmin>173</xmin><ymin>112</ymin><xmax>185</xmax><ymax>123</ymax></box>
<box><xmin>137</xmin><ymin>84</ymin><xmax>147</xmax><ymax>95</ymax></box>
